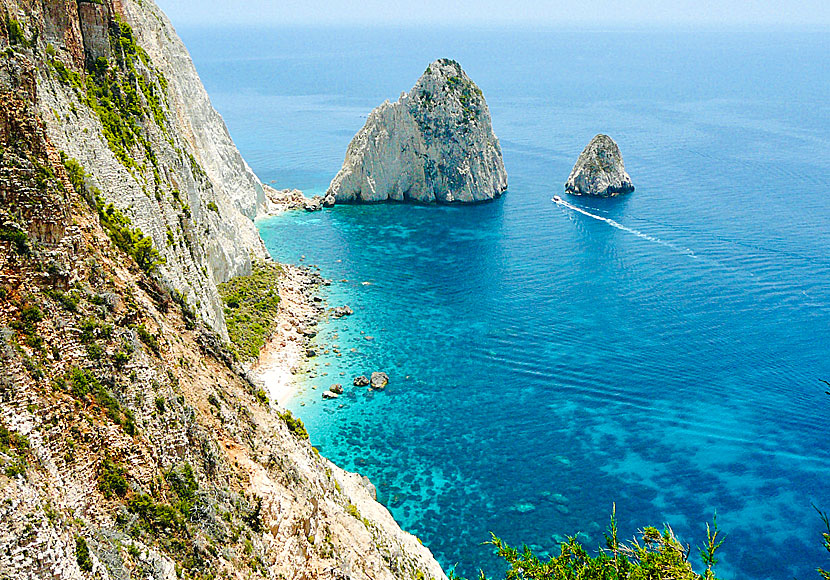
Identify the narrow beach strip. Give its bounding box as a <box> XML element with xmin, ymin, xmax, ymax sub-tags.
<box><xmin>249</xmin><ymin>263</ymin><xmax>323</xmax><ymax>407</ymax></box>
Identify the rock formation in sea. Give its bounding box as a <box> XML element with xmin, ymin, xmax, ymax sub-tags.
<box><xmin>0</xmin><ymin>1</ymin><xmax>445</xmax><ymax>578</ymax></box>
<box><xmin>327</xmin><ymin>58</ymin><xmax>508</xmax><ymax>204</ymax></box>
<box><xmin>565</xmin><ymin>134</ymin><xmax>635</xmax><ymax>197</ymax></box>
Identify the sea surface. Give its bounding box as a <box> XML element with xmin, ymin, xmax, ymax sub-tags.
<box><xmin>178</xmin><ymin>25</ymin><xmax>830</xmax><ymax>579</ymax></box>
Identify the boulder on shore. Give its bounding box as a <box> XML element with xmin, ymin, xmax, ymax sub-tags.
<box><xmin>327</xmin><ymin>58</ymin><xmax>508</xmax><ymax>204</ymax></box>
<box><xmin>565</xmin><ymin>134</ymin><xmax>634</xmax><ymax>197</ymax></box>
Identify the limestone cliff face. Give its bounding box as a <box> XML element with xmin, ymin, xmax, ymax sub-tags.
<box><xmin>565</xmin><ymin>134</ymin><xmax>634</xmax><ymax>197</ymax></box>
<box><xmin>328</xmin><ymin>58</ymin><xmax>508</xmax><ymax>204</ymax></box>
<box><xmin>0</xmin><ymin>3</ymin><xmax>446</xmax><ymax>580</ymax></box>
<box><xmin>32</xmin><ymin>0</ymin><xmax>267</xmax><ymax>339</ymax></box>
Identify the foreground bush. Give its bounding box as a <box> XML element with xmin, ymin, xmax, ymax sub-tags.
<box><xmin>456</xmin><ymin>509</ymin><xmax>723</xmax><ymax>580</ymax></box>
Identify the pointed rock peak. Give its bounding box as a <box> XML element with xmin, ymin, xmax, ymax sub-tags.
<box><xmin>419</xmin><ymin>58</ymin><xmax>471</xmax><ymax>86</ymax></box>
<box><xmin>327</xmin><ymin>59</ymin><xmax>507</xmax><ymax>204</ymax></box>
<box><xmin>565</xmin><ymin>134</ymin><xmax>634</xmax><ymax>197</ymax></box>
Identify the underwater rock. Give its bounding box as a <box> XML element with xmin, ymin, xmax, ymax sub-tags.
<box><xmin>565</xmin><ymin>134</ymin><xmax>634</xmax><ymax>197</ymax></box>
<box><xmin>514</xmin><ymin>501</ymin><xmax>536</xmax><ymax>513</ymax></box>
<box><xmin>327</xmin><ymin>58</ymin><xmax>508</xmax><ymax>204</ymax></box>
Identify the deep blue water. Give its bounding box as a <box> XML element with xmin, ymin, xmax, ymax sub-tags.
<box><xmin>179</xmin><ymin>26</ymin><xmax>830</xmax><ymax>579</ymax></box>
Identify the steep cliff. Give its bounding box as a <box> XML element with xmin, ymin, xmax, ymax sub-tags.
<box><xmin>32</xmin><ymin>0</ymin><xmax>267</xmax><ymax>339</ymax></box>
<box><xmin>564</xmin><ymin>134</ymin><xmax>634</xmax><ymax>197</ymax></box>
<box><xmin>0</xmin><ymin>2</ymin><xmax>446</xmax><ymax>579</ymax></box>
<box><xmin>328</xmin><ymin>58</ymin><xmax>508</xmax><ymax>204</ymax></box>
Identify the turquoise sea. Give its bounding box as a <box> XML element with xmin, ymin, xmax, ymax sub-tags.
<box><xmin>179</xmin><ymin>26</ymin><xmax>830</xmax><ymax>579</ymax></box>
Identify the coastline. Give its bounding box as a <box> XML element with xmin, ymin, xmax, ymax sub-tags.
<box><xmin>249</xmin><ymin>262</ymin><xmax>324</xmax><ymax>407</ymax></box>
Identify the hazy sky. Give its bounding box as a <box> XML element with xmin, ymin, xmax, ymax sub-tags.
<box><xmin>155</xmin><ymin>0</ymin><xmax>830</xmax><ymax>27</ymax></box>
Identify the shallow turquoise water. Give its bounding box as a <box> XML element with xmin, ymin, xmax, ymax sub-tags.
<box><xmin>181</xmin><ymin>26</ymin><xmax>830</xmax><ymax>579</ymax></box>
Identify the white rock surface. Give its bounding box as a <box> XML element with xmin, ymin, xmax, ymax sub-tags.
<box><xmin>328</xmin><ymin>58</ymin><xmax>507</xmax><ymax>204</ymax></box>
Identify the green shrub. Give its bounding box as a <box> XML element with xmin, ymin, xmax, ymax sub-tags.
<box><xmin>86</xmin><ymin>342</ymin><xmax>104</xmax><ymax>360</ymax></box>
<box><xmin>49</xmin><ymin>290</ymin><xmax>80</xmax><ymax>311</ymax></box>
<box><xmin>0</xmin><ymin>226</ymin><xmax>29</xmax><ymax>254</ymax></box>
<box><xmin>4</xmin><ymin>459</ymin><xmax>26</xmax><ymax>477</ymax></box>
<box><xmin>79</xmin><ymin>319</ymin><xmax>97</xmax><ymax>343</ymax></box>
<box><xmin>465</xmin><ymin>510</ymin><xmax>723</xmax><ymax>580</ymax></box>
<box><xmin>135</xmin><ymin>324</ymin><xmax>159</xmax><ymax>355</ymax></box>
<box><xmin>166</xmin><ymin>463</ymin><xmax>197</xmax><ymax>501</ymax></box>
<box><xmin>75</xmin><ymin>536</ymin><xmax>93</xmax><ymax>572</ymax></box>
<box><xmin>128</xmin><ymin>494</ymin><xmax>181</xmax><ymax>532</ymax></box>
<box><xmin>217</xmin><ymin>262</ymin><xmax>282</xmax><ymax>360</ymax></box>
<box><xmin>69</xmin><ymin>367</ymin><xmax>95</xmax><ymax>398</ymax></box>
<box><xmin>49</xmin><ymin>59</ymin><xmax>83</xmax><ymax>88</ymax></box>
<box><xmin>11</xmin><ymin>302</ymin><xmax>42</xmax><ymax>348</ymax></box>
<box><xmin>206</xmin><ymin>201</ymin><xmax>219</xmax><ymax>214</ymax></box>
<box><xmin>0</xmin><ymin>424</ymin><xmax>28</xmax><ymax>453</ymax></box>
<box><xmin>98</xmin><ymin>458</ymin><xmax>128</xmax><ymax>498</ymax></box>
<box><xmin>346</xmin><ymin>503</ymin><xmax>361</xmax><ymax>520</ymax></box>
<box><xmin>818</xmin><ymin>507</ymin><xmax>830</xmax><ymax>580</ymax></box>
<box><xmin>67</xmin><ymin>367</ymin><xmax>131</xmax><ymax>429</ymax></box>
<box><xmin>6</xmin><ymin>17</ymin><xmax>27</xmax><ymax>47</ymax></box>
<box><xmin>279</xmin><ymin>410</ymin><xmax>308</xmax><ymax>440</ymax></box>
<box><xmin>16</xmin><ymin>304</ymin><xmax>42</xmax><ymax>327</ymax></box>
<box><xmin>113</xmin><ymin>346</ymin><xmax>132</xmax><ymax>368</ymax></box>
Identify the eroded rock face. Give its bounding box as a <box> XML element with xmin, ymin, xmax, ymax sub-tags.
<box><xmin>328</xmin><ymin>58</ymin><xmax>507</xmax><ymax>204</ymax></box>
<box><xmin>565</xmin><ymin>134</ymin><xmax>634</xmax><ymax>197</ymax></box>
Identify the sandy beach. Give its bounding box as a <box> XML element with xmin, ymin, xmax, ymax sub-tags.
<box><xmin>248</xmin><ymin>262</ymin><xmax>323</xmax><ymax>407</ymax></box>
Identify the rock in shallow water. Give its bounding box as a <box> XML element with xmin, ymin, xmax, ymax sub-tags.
<box><xmin>327</xmin><ymin>58</ymin><xmax>508</xmax><ymax>204</ymax></box>
<box><xmin>565</xmin><ymin>134</ymin><xmax>634</xmax><ymax>197</ymax></box>
<box><xmin>354</xmin><ymin>375</ymin><xmax>370</xmax><ymax>387</ymax></box>
<box><xmin>332</xmin><ymin>305</ymin><xmax>353</xmax><ymax>318</ymax></box>
<box><xmin>370</xmin><ymin>372</ymin><xmax>389</xmax><ymax>390</ymax></box>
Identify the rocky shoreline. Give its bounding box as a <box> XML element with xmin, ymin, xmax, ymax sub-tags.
<box><xmin>262</xmin><ymin>184</ymin><xmax>334</xmax><ymax>214</ymax></box>
<box><xmin>248</xmin><ymin>257</ymin><xmax>392</xmax><ymax>408</ymax></box>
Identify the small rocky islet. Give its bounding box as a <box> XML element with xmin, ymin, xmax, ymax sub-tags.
<box><xmin>564</xmin><ymin>133</ymin><xmax>635</xmax><ymax>197</ymax></box>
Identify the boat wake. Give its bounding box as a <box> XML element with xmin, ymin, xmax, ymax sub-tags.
<box><xmin>552</xmin><ymin>197</ymin><xmax>696</xmax><ymax>258</ymax></box>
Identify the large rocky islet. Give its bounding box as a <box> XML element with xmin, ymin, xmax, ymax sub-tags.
<box><xmin>327</xmin><ymin>58</ymin><xmax>508</xmax><ymax>204</ymax></box>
